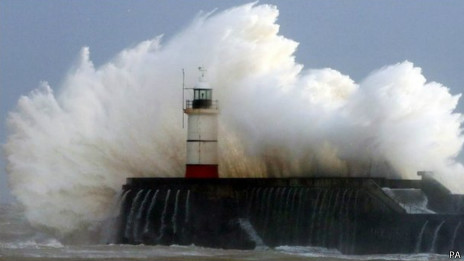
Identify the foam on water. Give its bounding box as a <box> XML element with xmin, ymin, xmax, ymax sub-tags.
<box><xmin>382</xmin><ymin>188</ymin><xmax>435</xmax><ymax>214</ymax></box>
<box><xmin>275</xmin><ymin>246</ymin><xmax>445</xmax><ymax>261</ymax></box>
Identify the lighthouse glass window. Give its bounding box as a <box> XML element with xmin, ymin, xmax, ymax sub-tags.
<box><xmin>194</xmin><ymin>89</ymin><xmax>211</xmax><ymax>100</ymax></box>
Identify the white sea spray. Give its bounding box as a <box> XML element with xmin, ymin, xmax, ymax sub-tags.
<box><xmin>4</xmin><ymin>3</ymin><xmax>463</xmax><ymax>235</ymax></box>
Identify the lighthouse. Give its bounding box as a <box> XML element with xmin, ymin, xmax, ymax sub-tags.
<box><xmin>184</xmin><ymin>68</ymin><xmax>219</xmax><ymax>178</ymax></box>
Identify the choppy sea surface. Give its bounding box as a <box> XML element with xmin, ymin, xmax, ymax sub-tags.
<box><xmin>0</xmin><ymin>203</ymin><xmax>447</xmax><ymax>261</ymax></box>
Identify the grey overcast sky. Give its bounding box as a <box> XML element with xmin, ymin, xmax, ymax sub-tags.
<box><xmin>1</xmin><ymin>0</ymin><xmax>463</xmax><ymax>202</ymax></box>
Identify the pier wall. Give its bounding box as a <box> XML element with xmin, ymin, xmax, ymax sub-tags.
<box><xmin>117</xmin><ymin>177</ymin><xmax>464</xmax><ymax>254</ymax></box>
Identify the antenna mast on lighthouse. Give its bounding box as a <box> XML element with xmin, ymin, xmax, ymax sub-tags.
<box><xmin>184</xmin><ymin>67</ymin><xmax>219</xmax><ymax>178</ymax></box>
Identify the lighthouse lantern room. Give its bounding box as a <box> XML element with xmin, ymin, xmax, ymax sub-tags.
<box><xmin>184</xmin><ymin>67</ymin><xmax>219</xmax><ymax>178</ymax></box>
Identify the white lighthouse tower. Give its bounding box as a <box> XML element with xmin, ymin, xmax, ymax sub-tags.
<box><xmin>184</xmin><ymin>68</ymin><xmax>219</xmax><ymax>178</ymax></box>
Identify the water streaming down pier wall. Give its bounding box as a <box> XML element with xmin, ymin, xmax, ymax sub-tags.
<box><xmin>116</xmin><ymin>176</ymin><xmax>464</xmax><ymax>254</ymax></box>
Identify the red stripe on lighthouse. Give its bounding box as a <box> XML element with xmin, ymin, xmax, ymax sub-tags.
<box><xmin>185</xmin><ymin>164</ymin><xmax>218</xmax><ymax>178</ymax></box>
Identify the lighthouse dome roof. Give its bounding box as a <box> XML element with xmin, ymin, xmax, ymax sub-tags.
<box><xmin>195</xmin><ymin>80</ymin><xmax>211</xmax><ymax>89</ymax></box>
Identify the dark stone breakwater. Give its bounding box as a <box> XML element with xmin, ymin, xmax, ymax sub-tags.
<box><xmin>116</xmin><ymin>176</ymin><xmax>464</xmax><ymax>254</ymax></box>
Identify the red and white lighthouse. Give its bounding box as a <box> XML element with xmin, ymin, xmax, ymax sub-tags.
<box><xmin>184</xmin><ymin>68</ymin><xmax>219</xmax><ymax>178</ymax></box>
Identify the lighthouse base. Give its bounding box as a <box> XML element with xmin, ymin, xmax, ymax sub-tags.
<box><xmin>185</xmin><ymin>164</ymin><xmax>218</xmax><ymax>178</ymax></box>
